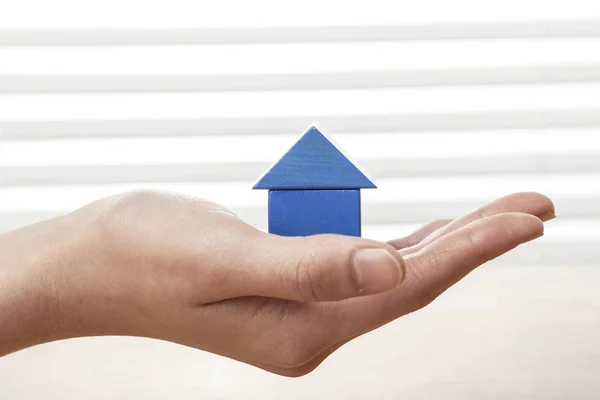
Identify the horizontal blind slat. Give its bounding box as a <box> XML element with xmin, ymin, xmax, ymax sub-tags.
<box><xmin>2</xmin><ymin>21</ymin><xmax>600</xmax><ymax>46</ymax></box>
<box><xmin>3</xmin><ymin>65</ymin><xmax>600</xmax><ymax>93</ymax></box>
<box><xmin>3</xmin><ymin>154</ymin><xmax>600</xmax><ymax>186</ymax></box>
<box><xmin>3</xmin><ymin>40</ymin><xmax>600</xmax><ymax>74</ymax></box>
<box><xmin>2</xmin><ymin>86</ymin><xmax>599</xmax><ymax>120</ymax></box>
<box><xmin>5</xmin><ymin>130</ymin><xmax>598</xmax><ymax>165</ymax></box>
<box><xmin>2</xmin><ymin>109</ymin><xmax>599</xmax><ymax>140</ymax></box>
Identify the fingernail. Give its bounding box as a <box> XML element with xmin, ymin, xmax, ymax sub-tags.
<box><xmin>539</xmin><ymin>211</ymin><xmax>557</xmax><ymax>222</ymax></box>
<box><xmin>352</xmin><ymin>249</ymin><xmax>403</xmax><ymax>295</ymax></box>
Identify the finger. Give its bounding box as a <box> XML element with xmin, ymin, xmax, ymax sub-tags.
<box><xmin>209</xmin><ymin>232</ymin><xmax>406</xmax><ymax>303</ymax></box>
<box><xmin>387</xmin><ymin>219</ymin><xmax>453</xmax><ymax>250</ymax></box>
<box><xmin>332</xmin><ymin>212</ymin><xmax>544</xmax><ymax>339</ymax></box>
<box><xmin>404</xmin><ymin>212</ymin><xmax>544</xmax><ymax>307</ymax></box>
<box><xmin>399</xmin><ymin>192</ymin><xmax>554</xmax><ymax>257</ymax></box>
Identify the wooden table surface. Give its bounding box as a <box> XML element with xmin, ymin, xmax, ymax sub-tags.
<box><xmin>1</xmin><ymin>264</ymin><xmax>599</xmax><ymax>400</ymax></box>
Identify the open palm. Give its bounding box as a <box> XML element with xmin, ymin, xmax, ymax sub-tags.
<box><xmin>180</xmin><ymin>192</ymin><xmax>554</xmax><ymax>376</ymax></box>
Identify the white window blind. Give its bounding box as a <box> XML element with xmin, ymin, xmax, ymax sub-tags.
<box><xmin>1</xmin><ymin>0</ymin><xmax>599</xmax><ymax>270</ymax></box>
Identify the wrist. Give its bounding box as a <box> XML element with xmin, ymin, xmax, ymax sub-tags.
<box><xmin>0</xmin><ymin>215</ymin><xmax>97</xmax><ymax>355</ymax></box>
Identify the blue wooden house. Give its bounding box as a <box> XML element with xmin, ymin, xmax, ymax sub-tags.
<box><xmin>253</xmin><ymin>126</ymin><xmax>376</xmax><ymax>237</ymax></box>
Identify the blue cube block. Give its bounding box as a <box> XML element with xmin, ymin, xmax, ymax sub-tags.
<box><xmin>268</xmin><ymin>189</ymin><xmax>361</xmax><ymax>237</ymax></box>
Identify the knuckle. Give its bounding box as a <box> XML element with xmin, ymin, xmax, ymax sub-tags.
<box><xmin>462</xmin><ymin>224</ymin><xmax>495</xmax><ymax>263</ymax></box>
<box><xmin>97</xmin><ymin>189</ymin><xmax>160</xmax><ymax>222</ymax></box>
<box><xmin>91</xmin><ymin>190</ymin><xmax>167</xmax><ymax>249</ymax></box>
<box><xmin>291</xmin><ymin>240</ymin><xmax>338</xmax><ymax>302</ymax></box>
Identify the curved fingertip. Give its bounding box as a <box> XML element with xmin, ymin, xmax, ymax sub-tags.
<box><xmin>522</xmin><ymin>214</ymin><xmax>545</xmax><ymax>242</ymax></box>
<box><xmin>501</xmin><ymin>192</ymin><xmax>556</xmax><ymax>221</ymax></box>
<box><xmin>524</xmin><ymin>191</ymin><xmax>556</xmax><ymax>222</ymax></box>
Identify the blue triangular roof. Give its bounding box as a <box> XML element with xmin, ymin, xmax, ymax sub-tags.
<box><xmin>253</xmin><ymin>126</ymin><xmax>376</xmax><ymax>190</ymax></box>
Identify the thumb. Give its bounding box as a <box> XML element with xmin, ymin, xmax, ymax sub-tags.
<box><xmin>231</xmin><ymin>233</ymin><xmax>405</xmax><ymax>302</ymax></box>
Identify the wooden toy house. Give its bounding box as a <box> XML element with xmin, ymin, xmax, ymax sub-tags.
<box><xmin>253</xmin><ymin>126</ymin><xmax>376</xmax><ymax>237</ymax></box>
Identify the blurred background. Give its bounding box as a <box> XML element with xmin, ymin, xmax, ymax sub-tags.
<box><xmin>0</xmin><ymin>0</ymin><xmax>599</xmax><ymax>398</ymax></box>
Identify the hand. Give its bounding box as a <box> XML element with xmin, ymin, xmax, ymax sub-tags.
<box><xmin>0</xmin><ymin>190</ymin><xmax>554</xmax><ymax>376</ymax></box>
